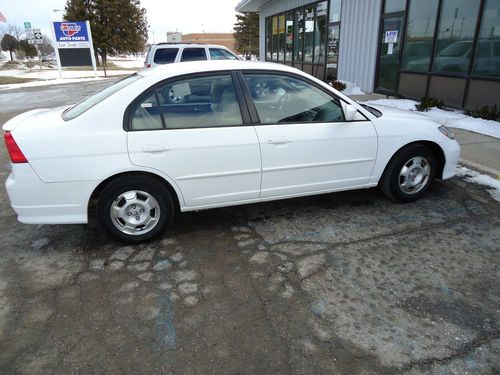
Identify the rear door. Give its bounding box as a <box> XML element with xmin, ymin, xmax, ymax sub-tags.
<box><xmin>240</xmin><ymin>72</ymin><xmax>377</xmax><ymax>198</ymax></box>
<box><xmin>180</xmin><ymin>48</ymin><xmax>207</xmax><ymax>62</ymax></box>
<box><xmin>127</xmin><ymin>72</ymin><xmax>261</xmax><ymax>208</ymax></box>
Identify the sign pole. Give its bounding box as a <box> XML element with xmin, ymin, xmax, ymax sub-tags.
<box><xmin>51</xmin><ymin>21</ymin><xmax>63</xmax><ymax>79</ymax></box>
<box><xmin>86</xmin><ymin>21</ymin><xmax>98</xmax><ymax>78</ymax></box>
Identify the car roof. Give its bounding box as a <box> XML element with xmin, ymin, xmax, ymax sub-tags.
<box><xmin>151</xmin><ymin>43</ymin><xmax>231</xmax><ymax>49</ymax></box>
<box><xmin>137</xmin><ymin>60</ymin><xmax>301</xmax><ymax>79</ymax></box>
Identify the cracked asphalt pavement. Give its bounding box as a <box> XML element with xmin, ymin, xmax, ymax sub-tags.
<box><xmin>0</xmin><ymin>81</ymin><xmax>499</xmax><ymax>374</ymax></box>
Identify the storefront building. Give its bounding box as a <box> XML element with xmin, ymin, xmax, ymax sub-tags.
<box><xmin>236</xmin><ymin>0</ymin><xmax>500</xmax><ymax>109</ymax></box>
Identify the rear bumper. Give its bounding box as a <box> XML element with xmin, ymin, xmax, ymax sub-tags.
<box><xmin>441</xmin><ymin>140</ymin><xmax>461</xmax><ymax>180</ymax></box>
<box><xmin>5</xmin><ymin>163</ymin><xmax>95</xmax><ymax>224</ymax></box>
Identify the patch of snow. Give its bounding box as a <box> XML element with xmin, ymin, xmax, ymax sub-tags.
<box><xmin>456</xmin><ymin>166</ymin><xmax>500</xmax><ymax>202</ymax></box>
<box><xmin>364</xmin><ymin>99</ymin><xmax>500</xmax><ymax>139</ymax></box>
<box><xmin>339</xmin><ymin>80</ymin><xmax>365</xmax><ymax>95</ymax></box>
<box><xmin>110</xmin><ymin>58</ymin><xmax>144</xmax><ymax>69</ymax></box>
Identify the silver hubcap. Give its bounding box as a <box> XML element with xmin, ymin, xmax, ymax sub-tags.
<box><xmin>110</xmin><ymin>190</ymin><xmax>160</xmax><ymax>235</ymax></box>
<box><xmin>399</xmin><ymin>156</ymin><xmax>431</xmax><ymax>195</ymax></box>
<box><xmin>168</xmin><ymin>88</ymin><xmax>185</xmax><ymax>103</ymax></box>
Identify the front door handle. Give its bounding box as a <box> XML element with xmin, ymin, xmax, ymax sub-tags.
<box><xmin>142</xmin><ymin>145</ymin><xmax>169</xmax><ymax>153</ymax></box>
<box><xmin>268</xmin><ymin>137</ymin><xmax>290</xmax><ymax>145</ymax></box>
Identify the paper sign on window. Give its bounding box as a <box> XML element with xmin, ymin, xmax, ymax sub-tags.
<box><xmin>384</xmin><ymin>30</ymin><xmax>398</xmax><ymax>44</ymax></box>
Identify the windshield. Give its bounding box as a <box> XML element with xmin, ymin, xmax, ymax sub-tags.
<box><xmin>62</xmin><ymin>74</ymin><xmax>142</xmax><ymax>121</ymax></box>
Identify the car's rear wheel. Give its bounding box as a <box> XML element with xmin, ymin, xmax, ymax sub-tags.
<box><xmin>380</xmin><ymin>144</ymin><xmax>437</xmax><ymax>202</ymax></box>
<box><xmin>97</xmin><ymin>175</ymin><xmax>174</xmax><ymax>243</ymax></box>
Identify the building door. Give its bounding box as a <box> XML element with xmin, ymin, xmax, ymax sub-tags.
<box><xmin>375</xmin><ymin>15</ymin><xmax>404</xmax><ymax>93</ymax></box>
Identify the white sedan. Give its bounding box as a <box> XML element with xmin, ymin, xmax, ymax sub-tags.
<box><xmin>3</xmin><ymin>61</ymin><xmax>460</xmax><ymax>243</ymax></box>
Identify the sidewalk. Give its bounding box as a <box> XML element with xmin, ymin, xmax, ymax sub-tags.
<box><xmin>349</xmin><ymin>93</ymin><xmax>500</xmax><ymax>177</ymax></box>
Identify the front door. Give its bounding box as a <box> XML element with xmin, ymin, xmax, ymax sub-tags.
<box><xmin>241</xmin><ymin>72</ymin><xmax>377</xmax><ymax>199</ymax></box>
<box><xmin>376</xmin><ymin>15</ymin><xmax>404</xmax><ymax>93</ymax></box>
<box><xmin>127</xmin><ymin>73</ymin><xmax>261</xmax><ymax>209</ymax></box>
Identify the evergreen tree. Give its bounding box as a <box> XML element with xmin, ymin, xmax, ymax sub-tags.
<box><xmin>234</xmin><ymin>12</ymin><xmax>259</xmax><ymax>59</ymax></box>
<box><xmin>1</xmin><ymin>34</ymin><xmax>19</xmax><ymax>60</ymax></box>
<box><xmin>64</xmin><ymin>0</ymin><xmax>148</xmax><ymax>67</ymax></box>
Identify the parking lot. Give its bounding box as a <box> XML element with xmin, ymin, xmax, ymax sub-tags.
<box><xmin>0</xmin><ymin>80</ymin><xmax>499</xmax><ymax>374</ymax></box>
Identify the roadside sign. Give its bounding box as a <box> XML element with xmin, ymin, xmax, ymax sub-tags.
<box><xmin>51</xmin><ymin>20</ymin><xmax>97</xmax><ymax>79</ymax></box>
<box><xmin>24</xmin><ymin>21</ymin><xmax>31</xmax><ymax>29</ymax></box>
<box><xmin>33</xmin><ymin>29</ymin><xmax>43</xmax><ymax>44</ymax></box>
<box><xmin>53</xmin><ymin>21</ymin><xmax>90</xmax><ymax>48</ymax></box>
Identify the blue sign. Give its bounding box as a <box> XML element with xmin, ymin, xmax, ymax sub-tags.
<box><xmin>53</xmin><ymin>21</ymin><xmax>89</xmax><ymax>43</ymax></box>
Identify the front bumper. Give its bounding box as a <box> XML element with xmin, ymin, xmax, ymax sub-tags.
<box><xmin>5</xmin><ymin>163</ymin><xmax>95</xmax><ymax>224</ymax></box>
<box><xmin>441</xmin><ymin>139</ymin><xmax>461</xmax><ymax>180</ymax></box>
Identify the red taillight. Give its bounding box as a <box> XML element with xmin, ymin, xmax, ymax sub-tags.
<box><xmin>4</xmin><ymin>132</ymin><xmax>28</xmax><ymax>163</ymax></box>
<box><xmin>146</xmin><ymin>63</ymin><xmax>151</xmax><ymax>68</ymax></box>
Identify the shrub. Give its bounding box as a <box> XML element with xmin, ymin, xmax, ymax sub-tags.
<box><xmin>464</xmin><ymin>105</ymin><xmax>500</xmax><ymax>121</ymax></box>
<box><xmin>330</xmin><ymin>80</ymin><xmax>347</xmax><ymax>91</ymax></box>
<box><xmin>416</xmin><ymin>96</ymin><xmax>445</xmax><ymax>112</ymax></box>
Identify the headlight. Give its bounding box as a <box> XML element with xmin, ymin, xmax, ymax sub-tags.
<box><xmin>438</xmin><ymin>125</ymin><xmax>455</xmax><ymax>140</ymax></box>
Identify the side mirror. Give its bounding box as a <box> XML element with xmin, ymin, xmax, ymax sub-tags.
<box><xmin>341</xmin><ymin>102</ymin><xmax>358</xmax><ymax>121</ymax></box>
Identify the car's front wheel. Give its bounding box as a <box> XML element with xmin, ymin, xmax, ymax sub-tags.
<box><xmin>97</xmin><ymin>175</ymin><xmax>174</xmax><ymax>243</ymax></box>
<box><xmin>380</xmin><ymin>144</ymin><xmax>437</xmax><ymax>202</ymax></box>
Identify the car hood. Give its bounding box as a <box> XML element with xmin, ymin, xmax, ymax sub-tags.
<box><xmin>3</xmin><ymin>106</ymin><xmax>68</xmax><ymax>132</ymax></box>
<box><xmin>368</xmin><ymin>104</ymin><xmax>433</xmax><ymax>122</ymax></box>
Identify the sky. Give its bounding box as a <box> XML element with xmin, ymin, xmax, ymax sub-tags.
<box><xmin>0</xmin><ymin>0</ymin><xmax>242</xmax><ymax>44</ymax></box>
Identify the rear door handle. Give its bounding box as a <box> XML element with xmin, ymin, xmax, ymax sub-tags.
<box><xmin>268</xmin><ymin>137</ymin><xmax>290</xmax><ymax>145</ymax></box>
<box><xmin>142</xmin><ymin>145</ymin><xmax>169</xmax><ymax>153</ymax></box>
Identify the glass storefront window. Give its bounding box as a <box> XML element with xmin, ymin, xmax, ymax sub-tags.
<box><xmin>433</xmin><ymin>0</ymin><xmax>481</xmax><ymax>74</ymax></box>
<box><xmin>473</xmin><ymin>0</ymin><xmax>500</xmax><ymax>77</ymax></box>
<box><xmin>384</xmin><ymin>0</ymin><xmax>406</xmax><ymax>14</ymax></box>
<box><xmin>294</xmin><ymin>9</ymin><xmax>304</xmax><ymax>62</ymax></box>
<box><xmin>330</xmin><ymin>0</ymin><xmax>341</xmax><ymax>23</ymax></box>
<box><xmin>401</xmin><ymin>0</ymin><xmax>439</xmax><ymax>72</ymax></box>
<box><xmin>304</xmin><ymin>5</ymin><xmax>315</xmax><ymax>62</ymax></box>
<box><xmin>327</xmin><ymin>25</ymin><xmax>340</xmax><ymax>78</ymax></box>
<box><xmin>272</xmin><ymin>16</ymin><xmax>278</xmax><ymax>60</ymax></box>
<box><xmin>278</xmin><ymin>14</ymin><xmax>286</xmax><ymax>61</ymax></box>
<box><xmin>265</xmin><ymin>18</ymin><xmax>272</xmax><ymax>60</ymax></box>
<box><xmin>285</xmin><ymin>12</ymin><xmax>294</xmax><ymax>62</ymax></box>
<box><xmin>314</xmin><ymin>1</ymin><xmax>328</xmax><ymax>63</ymax></box>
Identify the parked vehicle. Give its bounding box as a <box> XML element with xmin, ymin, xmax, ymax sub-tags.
<box><xmin>144</xmin><ymin>43</ymin><xmax>239</xmax><ymax>68</ymax></box>
<box><xmin>3</xmin><ymin>61</ymin><xmax>460</xmax><ymax>243</ymax></box>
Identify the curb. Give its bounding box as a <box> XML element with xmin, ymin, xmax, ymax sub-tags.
<box><xmin>459</xmin><ymin>158</ymin><xmax>500</xmax><ymax>180</ymax></box>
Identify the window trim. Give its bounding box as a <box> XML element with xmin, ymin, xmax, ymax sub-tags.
<box><xmin>236</xmin><ymin>70</ymin><xmax>369</xmax><ymax>126</ymax></box>
<box><xmin>123</xmin><ymin>71</ymin><xmax>252</xmax><ymax>132</ymax></box>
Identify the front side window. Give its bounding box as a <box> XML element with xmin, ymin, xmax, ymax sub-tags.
<box><xmin>209</xmin><ymin>48</ymin><xmax>238</xmax><ymax>60</ymax></box>
<box><xmin>433</xmin><ymin>0</ymin><xmax>481</xmax><ymax>74</ymax></box>
<box><xmin>401</xmin><ymin>0</ymin><xmax>439</xmax><ymax>72</ymax></box>
<box><xmin>155</xmin><ymin>74</ymin><xmax>242</xmax><ymax>129</ymax></box>
<box><xmin>153</xmin><ymin>48</ymin><xmax>179</xmax><ymax>64</ymax></box>
<box><xmin>243</xmin><ymin>73</ymin><xmax>344</xmax><ymax>124</ymax></box>
<box><xmin>181</xmin><ymin>48</ymin><xmax>207</xmax><ymax>62</ymax></box>
<box><xmin>473</xmin><ymin>0</ymin><xmax>500</xmax><ymax>77</ymax></box>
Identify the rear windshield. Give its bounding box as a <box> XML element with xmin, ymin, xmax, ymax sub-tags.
<box><xmin>62</xmin><ymin>74</ymin><xmax>142</xmax><ymax>121</ymax></box>
<box><xmin>154</xmin><ymin>48</ymin><xmax>179</xmax><ymax>64</ymax></box>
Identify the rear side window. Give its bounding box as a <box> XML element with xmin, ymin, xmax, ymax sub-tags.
<box><xmin>209</xmin><ymin>48</ymin><xmax>238</xmax><ymax>60</ymax></box>
<box><xmin>153</xmin><ymin>48</ymin><xmax>178</xmax><ymax>64</ymax></box>
<box><xmin>181</xmin><ymin>48</ymin><xmax>207</xmax><ymax>62</ymax></box>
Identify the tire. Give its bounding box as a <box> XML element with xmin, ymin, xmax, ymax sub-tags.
<box><xmin>380</xmin><ymin>144</ymin><xmax>437</xmax><ymax>202</ymax></box>
<box><xmin>97</xmin><ymin>175</ymin><xmax>174</xmax><ymax>243</ymax></box>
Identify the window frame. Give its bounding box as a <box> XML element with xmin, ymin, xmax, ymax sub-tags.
<box><xmin>124</xmin><ymin>71</ymin><xmax>251</xmax><ymax>132</ymax></box>
<box><xmin>235</xmin><ymin>70</ymin><xmax>369</xmax><ymax>126</ymax></box>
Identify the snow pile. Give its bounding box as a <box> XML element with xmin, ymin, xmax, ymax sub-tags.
<box><xmin>364</xmin><ymin>99</ymin><xmax>500</xmax><ymax>139</ymax></box>
<box><xmin>456</xmin><ymin>166</ymin><xmax>500</xmax><ymax>202</ymax></box>
<box><xmin>340</xmin><ymin>80</ymin><xmax>365</xmax><ymax>95</ymax></box>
